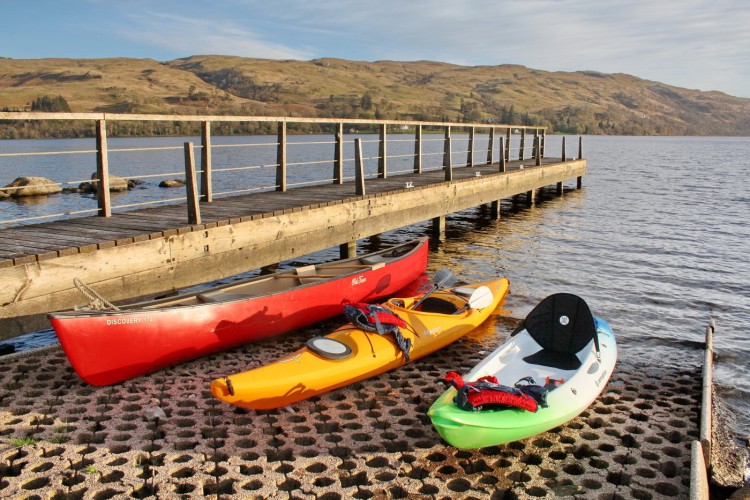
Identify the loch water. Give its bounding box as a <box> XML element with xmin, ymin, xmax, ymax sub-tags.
<box><xmin>1</xmin><ymin>134</ymin><xmax>748</xmax><ymax>444</ymax></box>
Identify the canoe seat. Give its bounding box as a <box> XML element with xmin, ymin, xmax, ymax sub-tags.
<box><xmin>197</xmin><ymin>292</ymin><xmax>253</xmax><ymax>303</ymax></box>
<box><xmin>296</xmin><ymin>265</ymin><xmax>319</xmax><ymax>284</ymax></box>
<box><xmin>512</xmin><ymin>293</ymin><xmax>598</xmax><ymax>370</ymax></box>
<box><xmin>361</xmin><ymin>255</ymin><xmax>385</xmax><ymax>265</ymax></box>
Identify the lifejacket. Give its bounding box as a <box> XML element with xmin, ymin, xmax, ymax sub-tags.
<box><xmin>343</xmin><ymin>301</ymin><xmax>412</xmax><ymax>361</ymax></box>
<box><xmin>445</xmin><ymin>372</ymin><xmax>549</xmax><ymax>412</ymax></box>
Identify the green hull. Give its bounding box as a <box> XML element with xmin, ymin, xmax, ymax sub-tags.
<box><xmin>429</xmin><ymin>390</ymin><xmax>592</xmax><ymax>449</ymax></box>
<box><xmin>428</xmin><ymin>318</ymin><xmax>616</xmax><ymax>449</ymax></box>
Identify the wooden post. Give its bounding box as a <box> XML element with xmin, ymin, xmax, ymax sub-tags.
<box><xmin>532</xmin><ymin>129</ymin><xmax>538</xmax><ymax>160</ymax></box>
<box><xmin>519</xmin><ymin>129</ymin><xmax>526</xmax><ymax>161</ymax></box>
<box><xmin>413</xmin><ymin>125</ymin><xmax>422</xmax><ymax>174</ymax></box>
<box><xmin>486</xmin><ymin>128</ymin><xmax>495</xmax><ymax>165</ymax></box>
<box><xmin>540</xmin><ymin>130</ymin><xmax>546</xmax><ymax>158</ymax></box>
<box><xmin>562</xmin><ymin>136</ymin><xmax>567</xmax><ymax>161</ymax></box>
<box><xmin>466</xmin><ymin>126</ymin><xmax>475</xmax><ymax>167</ymax></box>
<box><xmin>340</xmin><ymin>241</ymin><xmax>357</xmax><ymax>259</ymax></box>
<box><xmin>557</xmin><ymin>181</ymin><xmax>564</xmax><ymax>195</ymax></box>
<box><xmin>333</xmin><ymin>122</ymin><xmax>344</xmax><ymax>184</ymax></box>
<box><xmin>378</xmin><ymin>123</ymin><xmax>387</xmax><ymax>178</ymax></box>
<box><xmin>95</xmin><ymin>119</ymin><xmax>111</xmax><ymax>217</ymax></box>
<box><xmin>535</xmin><ymin>135</ymin><xmax>542</xmax><ymax>166</ymax></box>
<box><xmin>432</xmin><ymin>215</ymin><xmax>446</xmax><ymax>240</ymax></box>
<box><xmin>526</xmin><ymin>189</ymin><xmax>535</xmax><ymax>206</ymax></box>
<box><xmin>354</xmin><ymin>138</ymin><xmax>366</xmax><ymax>196</ymax></box>
<box><xmin>505</xmin><ymin>128</ymin><xmax>511</xmax><ymax>162</ymax></box>
<box><xmin>200</xmin><ymin>121</ymin><xmax>212</xmax><ymax>202</ymax></box>
<box><xmin>499</xmin><ymin>137</ymin><xmax>506</xmax><ymax>173</ymax></box>
<box><xmin>184</xmin><ymin>142</ymin><xmax>201</xmax><ymax>225</ymax></box>
<box><xmin>490</xmin><ymin>200</ymin><xmax>501</xmax><ymax>220</ymax></box>
<box><xmin>577</xmin><ymin>135</ymin><xmax>584</xmax><ymax>188</ymax></box>
<box><xmin>700</xmin><ymin>321</ymin><xmax>715</xmax><ymax>464</ymax></box>
<box><xmin>276</xmin><ymin>121</ymin><xmax>287</xmax><ymax>192</ymax></box>
<box><xmin>443</xmin><ymin>126</ymin><xmax>453</xmax><ymax>181</ymax></box>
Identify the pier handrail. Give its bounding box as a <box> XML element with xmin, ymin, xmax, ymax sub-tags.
<box><xmin>0</xmin><ymin>112</ymin><xmax>552</xmax><ymax>227</ymax></box>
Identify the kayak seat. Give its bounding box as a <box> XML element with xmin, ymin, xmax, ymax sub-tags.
<box><xmin>512</xmin><ymin>293</ymin><xmax>598</xmax><ymax>370</ymax></box>
<box><xmin>418</xmin><ymin>297</ymin><xmax>460</xmax><ymax>314</ymax></box>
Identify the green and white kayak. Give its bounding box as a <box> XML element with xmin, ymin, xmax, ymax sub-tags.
<box><xmin>428</xmin><ymin>293</ymin><xmax>617</xmax><ymax>449</ymax></box>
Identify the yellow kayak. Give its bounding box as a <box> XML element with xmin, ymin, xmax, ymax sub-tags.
<box><xmin>210</xmin><ymin>276</ymin><xmax>510</xmax><ymax>409</ymax></box>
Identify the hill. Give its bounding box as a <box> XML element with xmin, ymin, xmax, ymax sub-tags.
<box><xmin>1</xmin><ymin>55</ymin><xmax>749</xmax><ymax>136</ymax></box>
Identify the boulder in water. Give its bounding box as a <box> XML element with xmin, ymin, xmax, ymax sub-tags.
<box><xmin>2</xmin><ymin>177</ymin><xmax>62</xmax><ymax>197</ymax></box>
<box><xmin>159</xmin><ymin>179</ymin><xmax>186</xmax><ymax>188</ymax></box>
<box><xmin>87</xmin><ymin>173</ymin><xmax>130</xmax><ymax>193</ymax></box>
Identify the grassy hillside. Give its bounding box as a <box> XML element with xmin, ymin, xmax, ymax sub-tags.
<box><xmin>2</xmin><ymin>55</ymin><xmax>749</xmax><ymax>137</ymax></box>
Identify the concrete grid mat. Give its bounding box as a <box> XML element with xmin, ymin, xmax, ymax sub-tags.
<box><xmin>0</xmin><ymin>318</ymin><xmax>702</xmax><ymax>499</ymax></box>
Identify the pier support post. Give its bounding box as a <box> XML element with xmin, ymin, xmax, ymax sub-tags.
<box><xmin>333</xmin><ymin>122</ymin><xmax>344</xmax><ymax>184</ymax></box>
<box><xmin>499</xmin><ymin>137</ymin><xmax>506</xmax><ymax>173</ymax></box>
<box><xmin>201</xmin><ymin>121</ymin><xmax>213</xmax><ymax>202</ymax></box>
<box><xmin>443</xmin><ymin>127</ymin><xmax>453</xmax><ymax>181</ymax></box>
<box><xmin>432</xmin><ymin>216</ymin><xmax>446</xmax><ymax>240</ymax></box>
<box><xmin>413</xmin><ymin>125</ymin><xmax>423</xmax><ymax>174</ymax></box>
<box><xmin>466</xmin><ymin>126</ymin><xmax>475</xmax><ymax>167</ymax></box>
<box><xmin>276</xmin><ymin>121</ymin><xmax>287</xmax><ymax>192</ymax></box>
<box><xmin>354</xmin><ymin>138</ymin><xmax>366</xmax><ymax>196</ymax></box>
<box><xmin>491</xmin><ymin>200</ymin><xmax>501</xmax><ymax>220</ymax></box>
<box><xmin>340</xmin><ymin>241</ymin><xmax>357</xmax><ymax>259</ymax></box>
<box><xmin>95</xmin><ymin>119</ymin><xmax>111</xmax><ymax>217</ymax></box>
<box><xmin>526</xmin><ymin>189</ymin><xmax>535</xmax><ymax>206</ymax></box>
<box><xmin>557</xmin><ymin>181</ymin><xmax>564</xmax><ymax>195</ymax></box>
<box><xmin>183</xmin><ymin>142</ymin><xmax>201</xmax><ymax>225</ymax></box>
<box><xmin>562</xmin><ymin>136</ymin><xmax>567</xmax><ymax>161</ymax></box>
<box><xmin>378</xmin><ymin>123</ymin><xmax>387</xmax><ymax>178</ymax></box>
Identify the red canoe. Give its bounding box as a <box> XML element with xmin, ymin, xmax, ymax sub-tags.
<box><xmin>48</xmin><ymin>238</ymin><xmax>429</xmax><ymax>386</ymax></box>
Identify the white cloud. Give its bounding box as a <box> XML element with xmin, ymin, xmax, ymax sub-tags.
<box><xmin>115</xmin><ymin>10</ymin><xmax>313</xmax><ymax>60</ymax></box>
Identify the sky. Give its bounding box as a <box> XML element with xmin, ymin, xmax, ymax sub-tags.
<box><xmin>1</xmin><ymin>0</ymin><xmax>749</xmax><ymax>98</ymax></box>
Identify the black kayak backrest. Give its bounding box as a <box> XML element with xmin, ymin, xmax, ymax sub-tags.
<box><xmin>512</xmin><ymin>293</ymin><xmax>598</xmax><ymax>369</ymax></box>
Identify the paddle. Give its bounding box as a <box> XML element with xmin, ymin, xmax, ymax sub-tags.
<box><xmin>452</xmin><ymin>286</ymin><xmax>494</xmax><ymax>314</ymax></box>
<box><xmin>411</xmin><ymin>268</ymin><xmax>457</xmax><ymax>310</ymax></box>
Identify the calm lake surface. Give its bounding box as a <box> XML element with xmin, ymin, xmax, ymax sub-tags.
<box><xmin>1</xmin><ymin>134</ymin><xmax>748</xmax><ymax>443</ymax></box>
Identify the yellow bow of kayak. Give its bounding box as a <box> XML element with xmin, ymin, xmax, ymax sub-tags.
<box><xmin>210</xmin><ymin>277</ymin><xmax>509</xmax><ymax>410</ymax></box>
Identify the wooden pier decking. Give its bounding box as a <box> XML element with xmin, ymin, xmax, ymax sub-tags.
<box><xmin>0</xmin><ymin>114</ymin><xmax>585</xmax><ymax>339</ymax></box>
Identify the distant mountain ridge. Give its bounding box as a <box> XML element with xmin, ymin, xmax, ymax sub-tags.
<box><xmin>1</xmin><ymin>55</ymin><xmax>749</xmax><ymax>136</ymax></box>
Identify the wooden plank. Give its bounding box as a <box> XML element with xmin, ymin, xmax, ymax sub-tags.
<box><xmin>13</xmin><ymin>255</ymin><xmax>38</xmax><ymax>266</ymax></box>
<box><xmin>41</xmin><ymin>221</ymin><xmax>128</xmax><ymax>242</ymax></box>
<box><xmin>8</xmin><ymin>227</ymin><xmax>113</xmax><ymax>244</ymax></box>
<box><xmin>0</xmin><ymin>232</ymin><xmax>92</xmax><ymax>254</ymax></box>
<box><xmin>0</xmin><ymin>239</ymin><xmax>65</xmax><ymax>253</ymax></box>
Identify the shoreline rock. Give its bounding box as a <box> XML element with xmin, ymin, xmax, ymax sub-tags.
<box><xmin>1</xmin><ymin>176</ymin><xmax>61</xmax><ymax>197</ymax></box>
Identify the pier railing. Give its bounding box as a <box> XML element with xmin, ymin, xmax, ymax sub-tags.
<box><xmin>0</xmin><ymin>113</ymin><xmax>562</xmax><ymax>227</ymax></box>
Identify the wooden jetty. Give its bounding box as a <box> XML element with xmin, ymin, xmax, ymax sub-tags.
<box><xmin>0</xmin><ymin>113</ymin><xmax>586</xmax><ymax>339</ymax></box>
